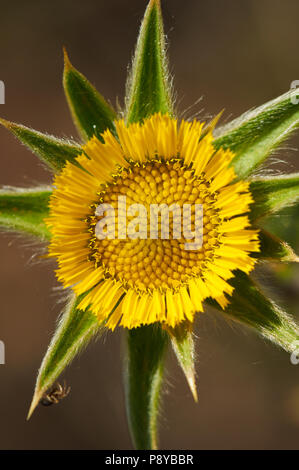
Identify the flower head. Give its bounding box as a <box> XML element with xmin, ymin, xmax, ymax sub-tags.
<box><xmin>47</xmin><ymin>114</ymin><xmax>259</xmax><ymax>329</ymax></box>
<box><xmin>0</xmin><ymin>0</ymin><xmax>298</xmax><ymax>451</ymax></box>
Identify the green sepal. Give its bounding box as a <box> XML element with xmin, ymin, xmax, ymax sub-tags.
<box><xmin>256</xmin><ymin>228</ymin><xmax>298</xmax><ymax>262</ymax></box>
<box><xmin>250</xmin><ymin>174</ymin><xmax>299</xmax><ymax>220</ymax></box>
<box><xmin>168</xmin><ymin>322</ymin><xmax>198</xmax><ymax>402</ymax></box>
<box><xmin>125</xmin><ymin>0</ymin><xmax>173</xmax><ymax>125</ymax></box>
<box><xmin>214</xmin><ymin>89</ymin><xmax>299</xmax><ymax>179</ymax></box>
<box><xmin>0</xmin><ymin>187</ymin><xmax>51</xmax><ymax>240</ymax></box>
<box><xmin>124</xmin><ymin>324</ymin><xmax>168</xmax><ymax>450</ymax></box>
<box><xmin>27</xmin><ymin>294</ymin><xmax>100</xmax><ymax>419</ymax></box>
<box><xmin>0</xmin><ymin>118</ymin><xmax>81</xmax><ymax>172</ymax></box>
<box><xmin>262</xmin><ymin>204</ymin><xmax>299</xmax><ymax>253</ymax></box>
<box><xmin>63</xmin><ymin>49</ymin><xmax>117</xmax><ymax>141</ymax></box>
<box><xmin>207</xmin><ymin>271</ymin><xmax>299</xmax><ymax>352</ymax></box>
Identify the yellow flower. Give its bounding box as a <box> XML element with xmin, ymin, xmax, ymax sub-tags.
<box><xmin>46</xmin><ymin>113</ymin><xmax>260</xmax><ymax>329</ymax></box>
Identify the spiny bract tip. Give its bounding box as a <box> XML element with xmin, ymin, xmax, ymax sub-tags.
<box><xmin>27</xmin><ymin>391</ymin><xmax>42</xmax><ymax>420</ymax></box>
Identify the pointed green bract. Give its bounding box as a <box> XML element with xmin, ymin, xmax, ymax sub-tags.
<box><xmin>63</xmin><ymin>49</ymin><xmax>117</xmax><ymax>141</ymax></box>
<box><xmin>256</xmin><ymin>229</ymin><xmax>298</xmax><ymax>262</ymax></box>
<box><xmin>250</xmin><ymin>174</ymin><xmax>299</xmax><ymax>220</ymax></box>
<box><xmin>214</xmin><ymin>89</ymin><xmax>299</xmax><ymax>179</ymax></box>
<box><xmin>263</xmin><ymin>204</ymin><xmax>299</xmax><ymax>252</ymax></box>
<box><xmin>168</xmin><ymin>323</ymin><xmax>198</xmax><ymax>402</ymax></box>
<box><xmin>124</xmin><ymin>325</ymin><xmax>168</xmax><ymax>450</ymax></box>
<box><xmin>207</xmin><ymin>272</ymin><xmax>299</xmax><ymax>352</ymax></box>
<box><xmin>0</xmin><ymin>188</ymin><xmax>51</xmax><ymax>240</ymax></box>
<box><xmin>28</xmin><ymin>294</ymin><xmax>100</xmax><ymax>419</ymax></box>
<box><xmin>0</xmin><ymin>118</ymin><xmax>81</xmax><ymax>173</ymax></box>
<box><xmin>125</xmin><ymin>0</ymin><xmax>173</xmax><ymax>124</ymax></box>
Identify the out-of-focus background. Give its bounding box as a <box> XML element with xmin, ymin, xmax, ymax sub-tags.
<box><xmin>0</xmin><ymin>0</ymin><xmax>298</xmax><ymax>450</ymax></box>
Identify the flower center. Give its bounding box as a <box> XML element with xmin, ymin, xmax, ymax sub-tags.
<box><xmin>87</xmin><ymin>160</ymin><xmax>222</xmax><ymax>292</ymax></box>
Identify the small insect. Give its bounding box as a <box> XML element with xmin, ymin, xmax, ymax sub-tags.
<box><xmin>40</xmin><ymin>382</ymin><xmax>71</xmax><ymax>407</ymax></box>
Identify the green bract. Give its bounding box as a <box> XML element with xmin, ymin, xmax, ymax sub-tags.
<box><xmin>0</xmin><ymin>0</ymin><xmax>298</xmax><ymax>450</ymax></box>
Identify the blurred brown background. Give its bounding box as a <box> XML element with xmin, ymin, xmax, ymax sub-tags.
<box><xmin>0</xmin><ymin>0</ymin><xmax>299</xmax><ymax>450</ymax></box>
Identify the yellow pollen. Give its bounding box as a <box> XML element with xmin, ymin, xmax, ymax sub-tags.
<box><xmin>87</xmin><ymin>160</ymin><xmax>222</xmax><ymax>292</ymax></box>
